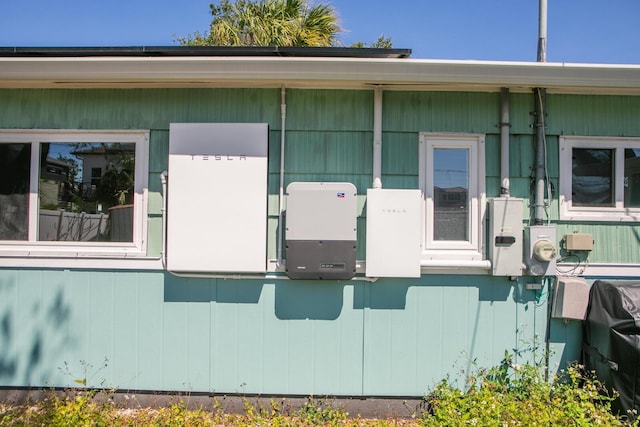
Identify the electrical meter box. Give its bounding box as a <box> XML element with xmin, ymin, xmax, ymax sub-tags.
<box><xmin>524</xmin><ymin>225</ymin><xmax>558</xmax><ymax>276</ymax></box>
<box><xmin>366</xmin><ymin>189</ymin><xmax>422</xmax><ymax>278</ymax></box>
<box><xmin>488</xmin><ymin>197</ymin><xmax>524</xmax><ymax>276</ymax></box>
<box><xmin>285</xmin><ymin>182</ymin><xmax>357</xmax><ymax>280</ymax></box>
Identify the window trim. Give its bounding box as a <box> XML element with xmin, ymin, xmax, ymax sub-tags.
<box><xmin>419</xmin><ymin>132</ymin><xmax>486</xmax><ymax>261</ymax></box>
<box><xmin>0</xmin><ymin>129</ymin><xmax>149</xmax><ymax>258</ymax></box>
<box><xmin>559</xmin><ymin>136</ymin><xmax>640</xmax><ymax>222</ymax></box>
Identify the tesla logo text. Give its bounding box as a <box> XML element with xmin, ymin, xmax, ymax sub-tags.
<box><xmin>191</xmin><ymin>155</ymin><xmax>247</xmax><ymax>160</ymax></box>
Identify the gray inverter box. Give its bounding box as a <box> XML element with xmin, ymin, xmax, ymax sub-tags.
<box><xmin>285</xmin><ymin>182</ymin><xmax>357</xmax><ymax>280</ymax></box>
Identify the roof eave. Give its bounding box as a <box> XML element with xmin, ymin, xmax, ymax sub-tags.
<box><xmin>1</xmin><ymin>56</ymin><xmax>639</xmax><ymax>95</ymax></box>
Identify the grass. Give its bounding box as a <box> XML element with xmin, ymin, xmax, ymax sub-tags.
<box><xmin>1</xmin><ymin>355</ymin><xmax>637</xmax><ymax>426</ymax></box>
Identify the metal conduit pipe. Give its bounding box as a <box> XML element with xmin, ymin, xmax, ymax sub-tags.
<box><xmin>535</xmin><ymin>0</ymin><xmax>548</xmax><ymax>224</ymax></box>
<box><xmin>500</xmin><ymin>88</ymin><xmax>510</xmax><ymax>196</ymax></box>
<box><xmin>372</xmin><ymin>86</ymin><xmax>383</xmax><ymax>189</ymax></box>
<box><xmin>277</xmin><ymin>85</ymin><xmax>287</xmax><ymax>267</ymax></box>
<box><xmin>537</xmin><ymin>0</ymin><xmax>548</xmax><ymax>63</ymax></box>
<box><xmin>534</xmin><ymin>88</ymin><xmax>547</xmax><ymax>224</ymax></box>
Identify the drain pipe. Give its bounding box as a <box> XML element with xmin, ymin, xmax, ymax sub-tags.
<box><xmin>500</xmin><ymin>88</ymin><xmax>510</xmax><ymax>196</ymax></box>
<box><xmin>372</xmin><ymin>86</ymin><xmax>383</xmax><ymax>189</ymax></box>
<box><xmin>160</xmin><ymin>170</ymin><xmax>168</xmax><ymax>269</ymax></box>
<box><xmin>276</xmin><ymin>85</ymin><xmax>287</xmax><ymax>268</ymax></box>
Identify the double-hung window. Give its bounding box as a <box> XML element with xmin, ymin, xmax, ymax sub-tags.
<box><xmin>0</xmin><ymin>130</ymin><xmax>149</xmax><ymax>258</ymax></box>
<box><xmin>419</xmin><ymin>133</ymin><xmax>485</xmax><ymax>261</ymax></box>
<box><xmin>559</xmin><ymin>136</ymin><xmax>640</xmax><ymax>221</ymax></box>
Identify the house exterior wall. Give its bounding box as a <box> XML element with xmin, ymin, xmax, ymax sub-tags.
<box><xmin>0</xmin><ymin>87</ymin><xmax>638</xmax><ymax>395</ymax></box>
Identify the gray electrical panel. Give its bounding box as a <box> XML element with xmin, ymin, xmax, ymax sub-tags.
<box><xmin>285</xmin><ymin>182</ymin><xmax>357</xmax><ymax>280</ymax></box>
<box><xmin>552</xmin><ymin>277</ymin><xmax>589</xmax><ymax>320</ymax></box>
<box><xmin>488</xmin><ymin>198</ymin><xmax>524</xmax><ymax>276</ymax></box>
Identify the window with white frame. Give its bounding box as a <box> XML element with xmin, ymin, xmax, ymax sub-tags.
<box><xmin>419</xmin><ymin>133</ymin><xmax>485</xmax><ymax>261</ymax></box>
<box><xmin>559</xmin><ymin>136</ymin><xmax>640</xmax><ymax>221</ymax></box>
<box><xmin>0</xmin><ymin>130</ymin><xmax>149</xmax><ymax>257</ymax></box>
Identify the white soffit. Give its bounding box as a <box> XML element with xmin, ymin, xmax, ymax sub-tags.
<box><xmin>0</xmin><ymin>56</ymin><xmax>640</xmax><ymax>94</ymax></box>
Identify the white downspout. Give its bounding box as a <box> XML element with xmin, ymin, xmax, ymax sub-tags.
<box><xmin>277</xmin><ymin>85</ymin><xmax>287</xmax><ymax>268</ymax></box>
<box><xmin>372</xmin><ymin>86</ymin><xmax>383</xmax><ymax>189</ymax></box>
<box><xmin>160</xmin><ymin>170</ymin><xmax>168</xmax><ymax>268</ymax></box>
<box><xmin>500</xmin><ymin>88</ymin><xmax>510</xmax><ymax>196</ymax></box>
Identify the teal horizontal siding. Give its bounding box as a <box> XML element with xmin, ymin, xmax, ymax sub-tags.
<box><xmin>0</xmin><ymin>269</ymin><xmax>552</xmax><ymax>396</ymax></box>
<box><xmin>547</xmin><ymin>94</ymin><xmax>640</xmax><ymax>137</ymax></box>
<box><xmin>383</xmin><ymin>91</ymin><xmax>501</xmax><ymax>134</ymax></box>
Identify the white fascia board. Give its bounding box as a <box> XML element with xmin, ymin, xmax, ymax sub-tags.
<box><xmin>1</xmin><ymin>56</ymin><xmax>640</xmax><ymax>94</ymax></box>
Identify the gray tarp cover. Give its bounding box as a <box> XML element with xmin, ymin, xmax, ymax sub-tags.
<box><xmin>584</xmin><ymin>280</ymin><xmax>640</xmax><ymax>416</ymax></box>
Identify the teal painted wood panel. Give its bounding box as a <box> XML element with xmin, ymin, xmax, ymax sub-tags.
<box><xmin>362</xmin><ymin>275</ymin><xmax>547</xmax><ymax>395</ymax></box>
<box><xmin>555</xmin><ymin>223</ymin><xmax>640</xmax><ymax>264</ymax></box>
<box><xmin>381</xmin><ymin>132</ymin><xmax>419</xmax><ymax>176</ymax></box>
<box><xmin>547</xmin><ymin>94</ymin><xmax>640</xmax><ymax>137</ymax></box>
<box><xmin>509</xmin><ymin>93</ymin><xmax>536</xmax><ymax>135</ymax></box>
<box><xmin>286</xmin><ymin>89</ymin><xmax>373</xmax><ymax>131</ymax></box>
<box><xmin>283</xmin><ymin>131</ymin><xmax>372</xmax><ymax>175</ymax></box>
<box><xmin>0</xmin><ymin>89</ymin><xmax>282</xmax><ymax>131</ymax></box>
<box><xmin>382</xmin><ymin>91</ymin><xmax>501</xmax><ymax>134</ymax></box>
<box><xmin>0</xmin><ymin>269</ymin><xmax>564</xmax><ymax>397</ymax></box>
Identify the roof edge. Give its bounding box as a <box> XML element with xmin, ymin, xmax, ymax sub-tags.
<box><xmin>0</xmin><ymin>46</ymin><xmax>412</xmax><ymax>59</ymax></box>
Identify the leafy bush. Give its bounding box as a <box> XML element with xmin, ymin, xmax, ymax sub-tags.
<box><xmin>420</xmin><ymin>351</ymin><xmax>632</xmax><ymax>426</ymax></box>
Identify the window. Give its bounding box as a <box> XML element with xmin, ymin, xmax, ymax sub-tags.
<box><xmin>0</xmin><ymin>130</ymin><xmax>149</xmax><ymax>257</ymax></box>
<box><xmin>419</xmin><ymin>133</ymin><xmax>485</xmax><ymax>261</ymax></box>
<box><xmin>559</xmin><ymin>136</ymin><xmax>640</xmax><ymax>221</ymax></box>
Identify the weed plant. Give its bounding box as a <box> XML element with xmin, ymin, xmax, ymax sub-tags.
<box><xmin>1</xmin><ymin>353</ymin><xmax>638</xmax><ymax>426</ymax></box>
<box><xmin>421</xmin><ymin>351</ymin><xmax>635</xmax><ymax>426</ymax></box>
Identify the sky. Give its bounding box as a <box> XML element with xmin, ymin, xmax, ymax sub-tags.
<box><xmin>1</xmin><ymin>0</ymin><xmax>639</xmax><ymax>64</ymax></box>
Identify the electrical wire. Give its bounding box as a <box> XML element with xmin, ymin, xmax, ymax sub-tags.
<box><xmin>556</xmin><ymin>253</ymin><xmax>589</xmax><ymax>276</ymax></box>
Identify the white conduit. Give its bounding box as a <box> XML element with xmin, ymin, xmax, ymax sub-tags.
<box><xmin>500</xmin><ymin>88</ymin><xmax>510</xmax><ymax>196</ymax></box>
<box><xmin>276</xmin><ymin>85</ymin><xmax>287</xmax><ymax>267</ymax></box>
<box><xmin>372</xmin><ymin>86</ymin><xmax>383</xmax><ymax>189</ymax></box>
<box><xmin>160</xmin><ymin>170</ymin><xmax>168</xmax><ymax>269</ymax></box>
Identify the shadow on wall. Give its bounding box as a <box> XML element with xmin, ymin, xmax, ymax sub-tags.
<box><xmin>163</xmin><ymin>272</ymin><xmax>516</xmax><ymax>320</ymax></box>
<box><xmin>0</xmin><ymin>275</ymin><xmax>72</xmax><ymax>387</ymax></box>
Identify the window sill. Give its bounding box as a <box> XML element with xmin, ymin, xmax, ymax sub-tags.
<box><xmin>0</xmin><ymin>254</ymin><xmax>163</xmax><ymax>270</ymax></box>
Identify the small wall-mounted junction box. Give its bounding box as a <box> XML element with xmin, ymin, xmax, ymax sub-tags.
<box><xmin>285</xmin><ymin>182</ymin><xmax>357</xmax><ymax>280</ymax></box>
<box><xmin>564</xmin><ymin>233</ymin><xmax>594</xmax><ymax>251</ymax></box>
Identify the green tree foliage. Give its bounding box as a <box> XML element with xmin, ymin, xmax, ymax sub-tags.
<box><xmin>350</xmin><ymin>34</ymin><xmax>393</xmax><ymax>49</ymax></box>
<box><xmin>178</xmin><ymin>0</ymin><xmax>341</xmax><ymax>47</ymax></box>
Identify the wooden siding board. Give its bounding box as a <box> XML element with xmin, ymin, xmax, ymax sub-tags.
<box><xmin>135</xmin><ymin>272</ymin><xmax>165</xmax><ymax>390</ymax></box>
<box><xmin>87</xmin><ymin>273</ymin><xmax>116</xmax><ymax>386</ymax></box>
<box><xmin>556</xmin><ymin>223</ymin><xmax>640</xmax><ymax>264</ymax></box>
<box><xmin>112</xmin><ymin>272</ymin><xmax>139</xmax><ymax>388</ymax></box>
<box><xmin>284</xmin><ymin>131</ymin><xmax>372</xmax><ymax>175</ymax></box>
<box><xmin>0</xmin><ymin>270</ymin><xmax>18</xmax><ymax>386</ymax></box>
<box><xmin>383</xmin><ymin>91</ymin><xmax>500</xmax><ymax>134</ymax></box>
<box><xmin>287</xmin><ymin>89</ymin><xmax>373</xmax><ymax>131</ymax></box>
<box><xmin>381</xmin><ymin>132</ymin><xmax>419</xmax><ymax>176</ymax></box>
<box><xmin>509</xmin><ymin>93</ymin><xmax>535</xmax><ymax>135</ymax></box>
<box><xmin>0</xmin><ymin>270</ymin><xmax>561</xmax><ymax>396</ymax></box>
<box><xmin>547</xmin><ymin>94</ymin><xmax>640</xmax><ymax>137</ymax></box>
<box><xmin>0</xmin><ymin>89</ymin><xmax>282</xmax><ymax>130</ymax></box>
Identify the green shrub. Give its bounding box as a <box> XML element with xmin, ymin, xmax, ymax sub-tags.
<box><xmin>420</xmin><ymin>352</ymin><xmax>631</xmax><ymax>426</ymax></box>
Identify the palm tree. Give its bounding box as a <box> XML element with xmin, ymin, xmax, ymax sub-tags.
<box><xmin>178</xmin><ymin>0</ymin><xmax>341</xmax><ymax>47</ymax></box>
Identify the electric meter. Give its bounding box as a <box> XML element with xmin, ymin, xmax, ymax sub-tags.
<box><xmin>533</xmin><ymin>240</ymin><xmax>557</xmax><ymax>262</ymax></box>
